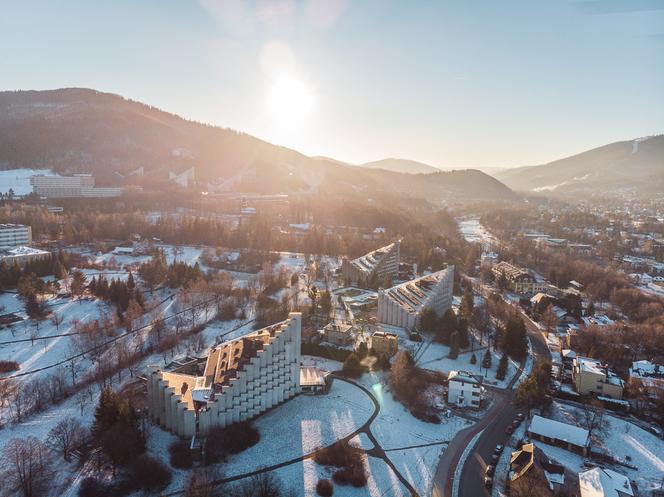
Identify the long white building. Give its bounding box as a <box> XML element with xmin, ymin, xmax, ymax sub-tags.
<box><xmin>342</xmin><ymin>240</ymin><xmax>400</xmax><ymax>287</ymax></box>
<box><xmin>0</xmin><ymin>224</ymin><xmax>32</xmax><ymax>249</ymax></box>
<box><xmin>148</xmin><ymin>313</ymin><xmax>302</xmax><ymax>438</ymax></box>
<box><xmin>377</xmin><ymin>265</ymin><xmax>454</xmax><ymax>330</ymax></box>
<box><xmin>30</xmin><ymin>174</ymin><xmax>123</xmax><ymax>198</ymax></box>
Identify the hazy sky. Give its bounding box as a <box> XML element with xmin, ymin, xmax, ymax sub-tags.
<box><xmin>1</xmin><ymin>0</ymin><xmax>663</xmax><ymax>168</ymax></box>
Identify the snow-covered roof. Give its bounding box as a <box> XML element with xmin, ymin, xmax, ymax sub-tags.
<box><xmin>578</xmin><ymin>467</ymin><xmax>633</xmax><ymax>497</ymax></box>
<box><xmin>448</xmin><ymin>370</ymin><xmax>480</xmax><ymax>385</ymax></box>
<box><xmin>629</xmin><ymin>360</ymin><xmax>663</xmax><ymax>378</ymax></box>
<box><xmin>562</xmin><ymin>349</ymin><xmax>577</xmax><ymax>359</ymax></box>
<box><xmin>0</xmin><ymin>245</ymin><xmax>50</xmax><ymax>257</ymax></box>
<box><xmin>528</xmin><ymin>415</ymin><xmax>589</xmax><ymax>448</ymax></box>
<box><xmin>300</xmin><ymin>366</ymin><xmax>328</xmax><ymax>387</ymax></box>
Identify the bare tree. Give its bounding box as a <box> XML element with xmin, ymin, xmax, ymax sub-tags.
<box><xmin>47</xmin><ymin>417</ymin><xmax>87</xmax><ymax>461</ymax></box>
<box><xmin>184</xmin><ymin>467</ymin><xmax>226</xmax><ymax>497</ymax></box>
<box><xmin>0</xmin><ymin>378</ymin><xmax>17</xmax><ymax>424</ymax></box>
<box><xmin>1</xmin><ymin>437</ymin><xmax>55</xmax><ymax>497</ymax></box>
<box><xmin>50</xmin><ymin>312</ymin><xmax>64</xmax><ymax>332</ymax></box>
<box><xmin>541</xmin><ymin>304</ymin><xmax>558</xmax><ymax>337</ymax></box>
<box><xmin>583</xmin><ymin>402</ymin><xmax>606</xmax><ymax>441</ymax></box>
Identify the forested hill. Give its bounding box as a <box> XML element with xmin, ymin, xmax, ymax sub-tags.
<box><xmin>0</xmin><ymin>88</ymin><xmax>516</xmax><ymax>201</ymax></box>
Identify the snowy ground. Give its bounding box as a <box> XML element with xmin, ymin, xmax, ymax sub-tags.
<box><xmin>416</xmin><ymin>340</ymin><xmax>517</xmax><ymax>389</ymax></box>
<box><xmin>358</xmin><ymin>370</ymin><xmax>472</xmax><ymax>497</ymax></box>
<box><xmin>534</xmin><ymin>401</ymin><xmax>664</xmax><ymax>495</ymax></box>
<box><xmin>457</xmin><ymin>217</ymin><xmax>496</xmax><ymax>247</ymax></box>
<box><xmin>271</xmin><ymin>451</ymin><xmax>410</xmax><ymax>497</ymax></box>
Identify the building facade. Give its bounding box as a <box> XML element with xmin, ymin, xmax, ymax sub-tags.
<box><xmin>492</xmin><ymin>261</ymin><xmax>547</xmax><ymax>294</ymax></box>
<box><xmin>342</xmin><ymin>241</ymin><xmax>400</xmax><ymax>287</ymax></box>
<box><xmin>148</xmin><ymin>313</ymin><xmax>302</xmax><ymax>438</ymax></box>
<box><xmin>0</xmin><ymin>224</ymin><xmax>32</xmax><ymax>249</ymax></box>
<box><xmin>572</xmin><ymin>356</ymin><xmax>624</xmax><ymax>399</ymax></box>
<box><xmin>369</xmin><ymin>331</ymin><xmax>398</xmax><ymax>357</ymax></box>
<box><xmin>447</xmin><ymin>370</ymin><xmax>482</xmax><ymax>408</ymax></box>
<box><xmin>30</xmin><ymin>174</ymin><xmax>123</xmax><ymax>198</ymax></box>
<box><xmin>377</xmin><ymin>265</ymin><xmax>454</xmax><ymax>330</ymax></box>
<box><xmin>322</xmin><ymin>322</ymin><xmax>353</xmax><ymax>346</ymax></box>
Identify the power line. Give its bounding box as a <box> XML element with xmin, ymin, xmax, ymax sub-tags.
<box><xmin>0</xmin><ymin>292</ymin><xmax>176</xmax><ymax>345</ymax></box>
<box><xmin>0</xmin><ymin>294</ymin><xmax>233</xmax><ymax>381</ymax></box>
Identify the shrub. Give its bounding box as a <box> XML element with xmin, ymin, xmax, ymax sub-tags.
<box><xmin>342</xmin><ymin>353</ymin><xmax>364</xmax><ymax>378</ymax></box>
<box><xmin>78</xmin><ymin>477</ymin><xmax>109</xmax><ymax>497</ymax></box>
<box><xmin>206</xmin><ymin>421</ymin><xmax>260</xmax><ymax>463</ymax></box>
<box><xmin>169</xmin><ymin>440</ymin><xmax>193</xmax><ymax>469</ymax></box>
<box><xmin>314</xmin><ymin>442</ymin><xmax>367</xmax><ymax>488</ymax></box>
<box><xmin>332</xmin><ymin>461</ymin><xmax>367</xmax><ymax>487</ymax></box>
<box><xmin>0</xmin><ymin>360</ymin><xmax>19</xmax><ymax>373</ymax></box>
<box><xmin>316</xmin><ymin>479</ymin><xmax>334</xmax><ymax>496</ymax></box>
<box><xmin>131</xmin><ymin>455</ymin><xmax>172</xmax><ymax>491</ymax></box>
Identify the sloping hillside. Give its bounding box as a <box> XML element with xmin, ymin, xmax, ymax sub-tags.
<box><xmin>495</xmin><ymin>136</ymin><xmax>664</xmax><ymax>196</ymax></box>
<box><xmin>0</xmin><ymin>88</ymin><xmax>515</xmax><ymax>201</ymax></box>
<box><xmin>360</xmin><ymin>158</ymin><xmax>440</xmax><ymax>174</ymax></box>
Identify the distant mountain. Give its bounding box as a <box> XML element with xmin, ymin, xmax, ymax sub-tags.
<box><xmin>360</xmin><ymin>158</ymin><xmax>439</xmax><ymax>175</ymax></box>
<box><xmin>0</xmin><ymin>88</ymin><xmax>516</xmax><ymax>201</ymax></box>
<box><xmin>494</xmin><ymin>136</ymin><xmax>664</xmax><ymax>197</ymax></box>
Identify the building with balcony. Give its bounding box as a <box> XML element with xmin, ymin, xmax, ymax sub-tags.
<box><xmin>492</xmin><ymin>261</ymin><xmax>547</xmax><ymax>294</ymax></box>
<box><xmin>342</xmin><ymin>241</ymin><xmax>400</xmax><ymax>288</ymax></box>
<box><xmin>148</xmin><ymin>313</ymin><xmax>302</xmax><ymax>438</ymax></box>
<box><xmin>377</xmin><ymin>265</ymin><xmax>454</xmax><ymax>330</ymax></box>
<box><xmin>30</xmin><ymin>174</ymin><xmax>123</xmax><ymax>198</ymax></box>
<box><xmin>369</xmin><ymin>330</ymin><xmax>398</xmax><ymax>358</ymax></box>
<box><xmin>572</xmin><ymin>356</ymin><xmax>624</xmax><ymax>399</ymax></box>
<box><xmin>0</xmin><ymin>224</ymin><xmax>32</xmax><ymax>249</ymax></box>
<box><xmin>447</xmin><ymin>370</ymin><xmax>482</xmax><ymax>408</ymax></box>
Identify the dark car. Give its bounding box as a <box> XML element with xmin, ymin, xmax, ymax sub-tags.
<box><xmin>484</xmin><ymin>476</ymin><xmax>493</xmax><ymax>488</ymax></box>
<box><xmin>491</xmin><ymin>453</ymin><xmax>499</xmax><ymax>464</ymax></box>
<box><xmin>485</xmin><ymin>464</ymin><xmax>495</xmax><ymax>476</ymax></box>
<box><xmin>506</xmin><ymin>425</ymin><xmax>514</xmax><ymax>435</ymax></box>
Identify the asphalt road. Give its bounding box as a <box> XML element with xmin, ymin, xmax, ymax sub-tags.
<box><xmin>455</xmin><ymin>304</ymin><xmax>552</xmax><ymax>497</ymax></box>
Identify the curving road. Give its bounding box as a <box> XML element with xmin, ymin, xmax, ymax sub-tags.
<box><xmin>431</xmin><ymin>294</ymin><xmax>551</xmax><ymax>497</ymax></box>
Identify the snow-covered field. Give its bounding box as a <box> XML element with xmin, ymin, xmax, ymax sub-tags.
<box><xmin>358</xmin><ymin>371</ymin><xmax>471</xmax><ymax>496</ymax></box>
<box><xmin>457</xmin><ymin>217</ymin><xmax>496</xmax><ymax>247</ymax></box>
<box><xmin>534</xmin><ymin>401</ymin><xmax>664</xmax><ymax>495</ymax></box>
<box><xmin>0</xmin><ymin>168</ymin><xmax>55</xmax><ymax>195</ymax></box>
<box><xmin>416</xmin><ymin>341</ymin><xmax>517</xmax><ymax>389</ymax></box>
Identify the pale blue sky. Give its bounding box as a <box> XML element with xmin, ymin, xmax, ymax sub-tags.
<box><xmin>1</xmin><ymin>0</ymin><xmax>663</xmax><ymax>167</ymax></box>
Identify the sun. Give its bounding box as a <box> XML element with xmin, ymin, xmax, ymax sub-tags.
<box><xmin>266</xmin><ymin>75</ymin><xmax>315</xmax><ymax>129</ymax></box>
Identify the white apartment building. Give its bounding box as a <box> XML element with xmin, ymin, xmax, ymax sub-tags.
<box><xmin>447</xmin><ymin>370</ymin><xmax>482</xmax><ymax>408</ymax></box>
<box><xmin>0</xmin><ymin>224</ymin><xmax>32</xmax><ymax>249</ymax></box>
<box><xmin>377</xmin><ymin>265</ymin><xmax>454</xmax><ymax>330</ymax></box>
<box><xmin>148</xmin><ymin>313</ymin><xmax>302</xmax><ymax>438</ymax></box>
<box><xmin>342</xmin><ymin>241</ymin><xmax>400</xmax><ymax>287</ymax></box>
<box><xmin>572</xmin><ymin>356</ymin><xmax>624</xmax><ymax>399</ymax></box>
<box><xmin>30</xmin><ymin>174</ymin><xmax>123</xmax><ymax>198</ymax></box>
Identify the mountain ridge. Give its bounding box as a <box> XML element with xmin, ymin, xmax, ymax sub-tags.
<box><xmin>494</xmin><ymin>135</ymin><xmax>664</xmax><ymax>196</ymax></box>
<box><xmin>0</xmin><ymin>88</ymin><xmax>516</xmax><ymax>202</ymax></box>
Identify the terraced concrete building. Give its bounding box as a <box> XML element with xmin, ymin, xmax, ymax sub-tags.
<box><xmin>148</xmin><ymin>313</ymin><xmax>302</xmax><ymax>438</ymax></box>
<box><xmin>342</xmin><ymin>240</ymin><xmax>400</xmax><ymax>287</ymax></box>
<box><xmin>377</xmin><ymin>266</ymin><xmax>454</xmax><ymax>330</ymax></box>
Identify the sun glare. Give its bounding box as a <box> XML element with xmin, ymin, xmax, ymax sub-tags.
<box><xmin>267</xmin><ymin>75</ymin><xmax>315</xmax><ymax>129</ymax></box>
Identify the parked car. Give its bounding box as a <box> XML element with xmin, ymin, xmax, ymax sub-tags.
<box><xmin>491</xmin><ymin>453</ymin><xmax>499</xmax><ymax>464</ymax></box>
<box><xmin>484</xmin><ymin>476</ymin><xmax>493</xmax><ymax>488</ymax></box>
<box><xmin>494</xmin><ymin>444</ymin><xmax>504</xmax><ymax>455</ymax></box>
<box><xmin>517</xmin><ymin>413</ymin><xmax>524</xmax><ymax>420</ymax></box>
<box><xmin>485</xmin><ymin>465</ymin><xmax>495</xmax><ymax>476</ymax></box>
<box><xmin>506</xmin><ymin>425</ymin><xmax>514</xmax><ymax>435</ymax></box>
